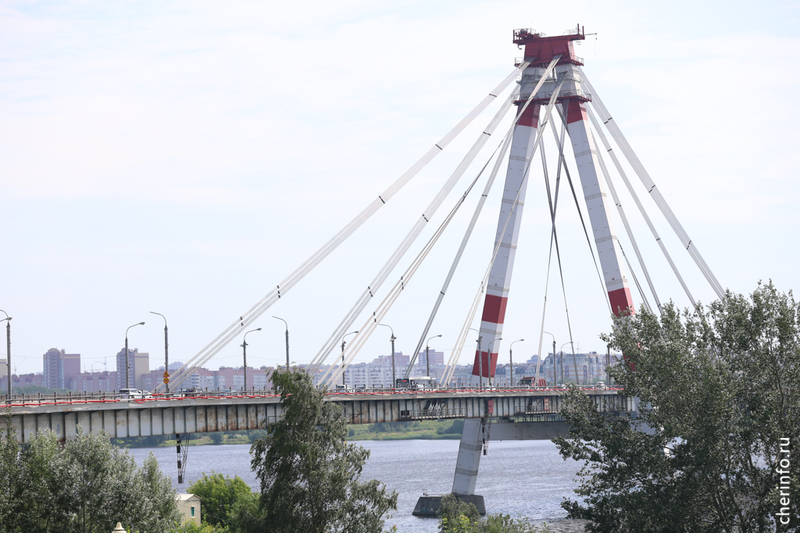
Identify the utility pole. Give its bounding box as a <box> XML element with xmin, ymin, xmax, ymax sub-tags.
<box><xmin>379</xmin><ymin>324</ymin><xmax>396</xmax><ymax>388</ymax></box>
<box><xmin>0</xmin><ymin>310</ymin><xmax>11</xmax><ymax>401</ymax></box>
<box><xmin>509</xmin><ymin>338</ymin><xmax>524</xmax><ymax>387</ymax></box>
<box><xmin>273</xmin><ymin>316</ymin><xmax>290</xmax><ymax>369</ymax></box>
<box><xmin>125</xmin><ymin>322</ymin><xmax>145</xmax><ymax>390</ymax></box>
<box><xmin>340</xmin><ymin>330</ymin><xmax>358</xmax><ymax>388</ymax></box>
<box><xmin>242</xmin><ymin>328</ymin><xmax>261</xmax><ymax>392</ymax></box>
<box><xmin>150</xmin><ymin>312</ymin><xmax>169</xmax><ymax>393</ymax></box>
<box><xmin>425</xmin><ymin>334</ymin><xmax>441</xmax><ymax>380</ymax></box>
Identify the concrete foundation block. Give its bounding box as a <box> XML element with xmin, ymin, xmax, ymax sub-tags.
<box><xmin>412</xmin><ymin>493</ymin><xmax>486</xmax><ymax>517</ymax></box>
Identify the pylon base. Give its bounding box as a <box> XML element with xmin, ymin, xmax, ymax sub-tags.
<box><xmin>411</xmin><ymin>494</ymin><xmax>486</xmax><ymax>517</ymax></box>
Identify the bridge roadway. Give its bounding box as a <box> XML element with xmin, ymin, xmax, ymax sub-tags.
<box><xmin>2</xmin><ymin>386</ymin><xmax>631</xmax><ymax>444</ymax></box>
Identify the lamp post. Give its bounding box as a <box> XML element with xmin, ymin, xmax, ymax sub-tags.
<box><xmin>150</xmin><ymin>312</ymin><xmax>169</xmax><ymax>393</ymax></box>
<box><xmin>509</xmin><ymin>338</ymin><xmax>524</xmax><ymax>387</ymax></box>
<box><xmin>378</xmin><ymin>324</ymin><xmax>396</xmax><ymax>388</ymax></box>
<box><xmin>543</xmin><ymin>331</ymin><xmax>556</xmax><ymax>386</ymax></box>
<box><xmin>469</xmin><ymin>328</ymin><xmax>483</xmax><ymax>389</ymax></box>
<box><xmin>242</xmin><ymin>328</ymin><xmax>262</xmax><ymax>392</ymax></box>
<box><xmin>0</xmin><ymin>310</ymin><xmax>10</xmax><ymax>401</ymax></box>
<box><xmin>425</xmin><ymin>334</ymin><xmax>441</xmax><ymax>379</ymax></box>
<box><xmin>340</xmin><ymin>330</ymin><xmax>359</xmax><ymax>387</ymax></box>
<box><xmin>487</xmin><ymin>337</ymin><xmax>502</xmax><ymax>387</ymax></box>
<box><xmin>272</xmin><ymin>316</ymin><xmax>289</xmax><ymax>369</ymax></box>
<box><xmin>125</xmin><ymin>322</ymin><xmax>145</xmax><ymax>389</ymax></box>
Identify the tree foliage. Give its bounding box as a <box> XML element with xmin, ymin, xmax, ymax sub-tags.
<box><xmin>0</xmin><ymin>423</ymin><xmax>179</xmax><ymax>533</ymax></box>
<box><xmin>188</xmin><ymin>472</ymin><xmax>258</xmax><ymax>529</ymax></box>
<box><xmin>439</xmin><ymin>494</ymin><xmax>481</xmax><ymax>533</ymax></box>
<box><xmin>554</xmin><ymin>282</ymin><xmax>800</xmax><ymax>532</ymax></box>
<box><xmin>438</xmin><ymin>494</ymin><xmax>551</xmax><ymax>533</ymax></box>
<box><xmin>248</xmin><ymin>368</ymin><xmax>397</xmax><ymax>533</ymax></box>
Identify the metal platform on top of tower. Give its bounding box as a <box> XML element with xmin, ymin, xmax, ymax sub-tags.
<box><xmin>513</xmin><ymin>24</ymin><xmax>586</xmax><ymax>67</ymax></box>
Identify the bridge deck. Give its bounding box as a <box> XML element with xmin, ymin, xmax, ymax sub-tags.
<box><xmin>2</xmin><ymin>387</ymin><xmax>630</xmax><ymax>443</ymax></box>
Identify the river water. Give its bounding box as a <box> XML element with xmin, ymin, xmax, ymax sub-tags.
<box><xmin>129</xmin><ymin>439</ymin><xmax>583</xmax><ymax>532</ymax></box>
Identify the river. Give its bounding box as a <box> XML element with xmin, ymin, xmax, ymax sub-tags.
<box><xmin>129</xmin><ymin>439</ymin><xmax>583</xmax><ymax>532</ymax></box>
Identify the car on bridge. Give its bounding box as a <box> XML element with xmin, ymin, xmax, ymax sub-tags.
<box><xmin>118</xmin><ymin>388</ymin><xmax>151</xmax><ymax>399</ymax></box>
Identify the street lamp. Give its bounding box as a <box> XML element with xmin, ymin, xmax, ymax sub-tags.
<box><xmin>150</xmin><ymin>312</ymin><xmax>169</xmax><ymax>393</ymax></box>
<box><xmin>562</xmin><ymin>341</ymin><xmax>576</xmax><ymax>385</ymax></box>
<box><xmin>425</xmin><ymin>334</ymin><xmax>441</xmax><ymax>379</ymax></box>
<box><xmin>0</xmin><ymin>310</ymin><xmax>10</xmax><ymax>401</ymax></box>
<box><xmin>543</xmin><ymin>331</ymin><xmax>556</xmax><ymax>386</ymax></box>
<box><xmin>378</xmin><ymin>324</ymin><xmax>396</xmax><ymax>388</ymax></box>
<box><xmin>469</xmin><ymin>328</ymin><xmax>483</xmax><ymax>389</ymax></box>
<box><xmin>488</xmin><ymin>337</ymin><xmax>502</xmax><ymax>387</ymax></box>
<box><xmin>241</xmin><ymin>328</ymin><xmax>262</xmax><ymax>392</ymax></box>
<box><xmin>340</xmin><ymin>330</ymin><xmax>359</xmax><ymax>387</ymax></box>
<box><xmin>125</xmin><ymin>322</ymin><xmax>145</xmax><ymax>389</ymax></box>
<box><xmin>509</xmin><ymin>338</ymin><xmax>524</xmax><ymax>387</ymax></box>
<box><xmin>272</xmin><ymin>316</ymin><xmax>289</xmax><ymax>369</ymax></box>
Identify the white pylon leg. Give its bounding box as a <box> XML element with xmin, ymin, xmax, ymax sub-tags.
<box><xmin>472</xmin><ymin>102</ymin><xmax>541</xmax><ymax>381</ymax></box>
<box><xmin>452</xmin><ymin>418</ymin><xmax>486</xmax><ymax>495</ymax></box>
<box><xmin>564</xmin><ymin>95</ymin><xmax>635</xmax><ymax>315</ymax></box>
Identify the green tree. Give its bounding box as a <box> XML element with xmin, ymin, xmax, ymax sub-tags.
<box><xmin>188</xmin><ymin>472</ymin><xmax>258</xmax><ymax>529</ymax></box>
<box><xmin>248</xmin><ymin>368</ymin><xmax>397</xmax><ymax>533</ymax></box>
<box><xmin>437</xmin><ymin>419</ymin><xmax>464</xmax><ymax>436</ymax></box>
<box><xmin>0</xmin><ymin>422</ymin><xmax>179</xmax><ymax>533</ymax></box>
<box><xmin>438</xmin><ymin>494</ymin><xmax>551</xmax><ymax>533</ymax></box>
<box><xmin>554</xmin><ymin>282</ymin><xmax>800</xmax><ymax>532</ymax></box>
<box><xmin>439</xmin><ymin>494</ymin><xmax>480</xmax><ymax>533</ymax></box>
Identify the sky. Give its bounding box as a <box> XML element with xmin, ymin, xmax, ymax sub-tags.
<box><xmin>2</xmin><ymin>0</ymin><xmax>799</xmax><ymax>379</ymax></box>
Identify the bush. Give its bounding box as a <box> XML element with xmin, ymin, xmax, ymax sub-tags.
<box><xmin>0</xmin><ymin>423</ymin><xmax>179</xmax><ymax>533</ymax></box>
<box><xmin>437</xmin><ymin>419</ymin><xmax>464</xmax><ymax>435</ymax></box>
<box><xmin>187</xmin><ymin>472</ymin><xmax>258</xmax><ymax>530</ymax></box>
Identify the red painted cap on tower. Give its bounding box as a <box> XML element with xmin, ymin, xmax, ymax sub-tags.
<box><xmin>513</xmin><ymin>25</ymin><xmax>585</xmax><ymax>67</ymax></box>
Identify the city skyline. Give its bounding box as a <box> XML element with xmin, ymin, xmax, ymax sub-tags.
<box><xmin>2</xmin><ymin>344</ymin><xmax>464</xmax><ymax>379</ymax></box>
<box><xmin>1</xmin><ymin>345</ymin><xmax>610</xmax><ymax>392</ymax></box>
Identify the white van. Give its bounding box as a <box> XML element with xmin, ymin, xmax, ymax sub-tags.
<box><xmin>118</xmin><ymin>388</ymin><xmax>146</xmax><ymax>399</ymax></box>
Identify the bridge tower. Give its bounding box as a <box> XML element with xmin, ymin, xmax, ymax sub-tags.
<box><xmin>472</xmin><ymin>26</ymin><xmax>634</xmax><ymax>384</ymax></box>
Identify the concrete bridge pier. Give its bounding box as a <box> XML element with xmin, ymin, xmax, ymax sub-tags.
<box><xmin>450</xmin><ymin>417</ymin><xmax>488</xmax><ymax>513</ymax></box>
<box><xmin>412</xmin><ymin>417</ymin><xmax>487</xmax><ymax>517</ymax></box>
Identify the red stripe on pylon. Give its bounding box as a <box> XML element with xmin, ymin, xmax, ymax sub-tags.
<box><xmin>481</xmin><ymin>294</ymin><xmax>508</xmax><ymax>325</ymax></box>
<box><xmin>517</xmin><ymin>104</ymin><xmax>540</xmax><ymax>128</ymax></box>
<box><xmin>608</xmin><ymin>287</ymin><xmax>635</xmax><ymax>317</ymax></box>
<box><xmin>566</xmin><ymin>100</ymin><xmax>587</xmax><ymax>124</ymax></box>
<box><xmin>471</xmin><ymin>351</ymin><xmax>499</xmax><ymax>378</ymax></box>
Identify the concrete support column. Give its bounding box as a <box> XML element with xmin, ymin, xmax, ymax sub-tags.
<box><xmin>452</xmin><ymin>417</ymin><xmax>485</xmax><ymax>495</ymax></box>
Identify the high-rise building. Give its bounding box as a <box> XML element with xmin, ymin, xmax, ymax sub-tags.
<box><xmin>418</xmin><ymin>349</ymin><xmax>444</xmax><ymax>368</ymax></box>
<box><xmin>115</xmin><ymin>348</ymin><xmax>149</xmax><ymax>390</ymax></box>
<box><xmin>42</xmin><ymin>348</ymin><xmax>81</xmax><ymax>390</ymax></box>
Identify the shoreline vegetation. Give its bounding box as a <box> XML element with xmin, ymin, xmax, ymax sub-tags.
<box><xmin>111</xmin><ymin>419</ymin><xmax>464</xmax><ymax>448</ymax></box>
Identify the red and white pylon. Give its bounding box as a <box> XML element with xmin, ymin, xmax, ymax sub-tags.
<box><xmin>472</xmin><ymin>27</ymin><xmax>635</xmax><ymax>383</ymax></box>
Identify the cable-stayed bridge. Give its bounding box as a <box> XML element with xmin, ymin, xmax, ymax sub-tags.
<box><xmin>4</xmin><ymin>25</ymin><xmax>720</xmax><ymax>514</ymax></box>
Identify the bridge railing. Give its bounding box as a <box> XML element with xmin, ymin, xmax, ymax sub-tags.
<box><xmin>399</xmin><ymin>407</ymin><xmax>468</xmax><ymax>421</ymax></box>
<box><xmin>2</xmin><ymin>385</ymin><xmax>623</xmax><ymax>409</ymax></box>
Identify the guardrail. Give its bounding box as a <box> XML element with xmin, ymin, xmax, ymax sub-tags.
<box><xmin>2</xmin><ymin>385</ymin><xmax>622</xmax><ymax>408</ymax></box>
